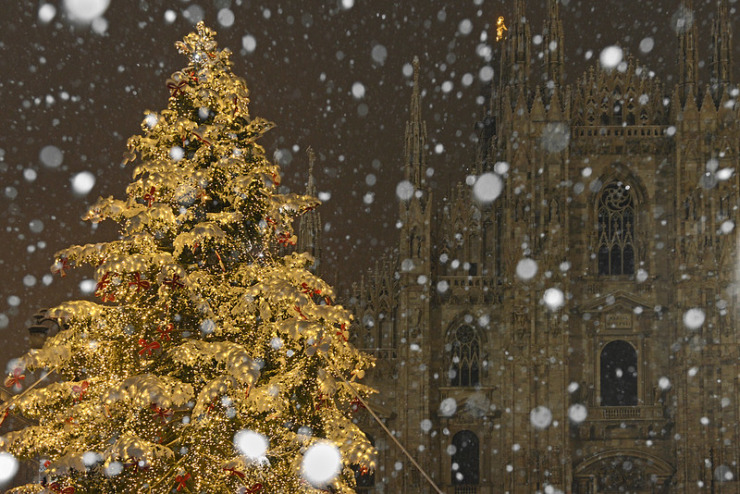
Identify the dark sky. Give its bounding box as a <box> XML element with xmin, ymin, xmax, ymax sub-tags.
<box><xmin>0</xmin><ymin>0</ymin><xmax>736</xmax><ymax>363</ymax></box>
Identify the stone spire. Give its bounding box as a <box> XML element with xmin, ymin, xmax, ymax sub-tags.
<box><xmin>404</xmin><ymin>56</ymin><xmax>427</xmax><ymax>189</ymax></box>
<box><xmin>710</xmin><ymin>0</ymin><xmax>733</xmax><ymax>89</ymax></box>
<box><xmin>297</xmin><ymin>147</ymin><xmax>321</xmax><ymax>272</ymax></box>
<box><xmin>500</xmin><ymin>0</ymin><xmax>531</xmax><ymax>88</ymax></box>
<box><xmin>677</xmin><ymin>0</ymin><xmax>699</xmax><ymax>102</ymax></box>
<box><xmin>543</xmin><ymin>0</ymin><xmax>564</xmax><ymax>88</ymax></box>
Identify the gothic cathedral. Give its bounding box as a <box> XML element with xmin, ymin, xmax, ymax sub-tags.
<box><xmin>329</xmin><ymin>0</ymin><xmax>740</xmax><ymax>492</ymax></box>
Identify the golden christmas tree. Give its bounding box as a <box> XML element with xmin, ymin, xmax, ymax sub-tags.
<box><xmin>1</xmin><ymin>22</ymin><xmax>376</xmax><ymax>494</ymax></box>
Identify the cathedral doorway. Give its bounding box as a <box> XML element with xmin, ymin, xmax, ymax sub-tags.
<box><xmin>573</xmin><ymin>451</ymin><xmax>673</xmax><ymax>493</ymax></box>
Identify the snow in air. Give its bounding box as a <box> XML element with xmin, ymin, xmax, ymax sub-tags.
<box><xmin>234</xmin><ymin>430</ymin><xmax>269</xmax><ymax>462</ymax></box>
<box><xmin>242</xmin><ymin>35</ymin><xmax>257</xmax><ymax>53</ymax></box>
<box><xmin>599</xmin><ymin>46</ymin><xmax>623</xmax><ymax>70</ymax></box>
<box><xmin>529</xmin><ymin>406</ymin><xmax>553</xmax><ymax>430</ymax></box>
<box><xmin>658</xmin><ymin>377</ymin><xmax>671</xmax><ymax>390</ymax></box>
<box><xmin>40</xmin><ymin>145</ymin><xmax>63</xmax><ymax>168</ymax></box>
<box><xmin>396</xmin><ymin>180</ymin><xmax>414</xmax><ymax>200</ymax></box>
<box><xmin>371</xmin><ymin>44</ymin><xmax>388</xmax><ymax>65</ymax></box>
<box><xmin>63</xmin><ymin>0</ymin><xmax>110</xmax><ymax>23</ymax></box>
<box><xmin>516</xmin><ymin>258</ymin><xmax>538</xmax><ymax>281</ymax></box>
<box><xmin>351</xmin><ymin>82</ymin><xmax>366</xmax><ymax>100</ymax></box>
<box><xmin>71</xmin><ymin>171</ymin><xmax>96</xmax><ymax>195</ymax></box>
<box><xmin>38</xmin><ymin>3</ymin><xmax>57</xmax><ymax>23</ymax></box>
<box><xmin>439</xmin><ymin>397</ymin><xmax>457</xmax><ymax>417</ymax></box>
<box><xmin>543</xmin><ymin>288</ymin><xmax>565</xmax><ymax>310</ymax></box>
<box><xmin>639</xmin><ymin>37</ymin><xmax>655</xmax><ymax>54</ymax></box>
<box><xmin>301</xmin><ymin>441</ymin><xmax>342</xmax><ymax>487</ymax></box>
<box><xmin>472</xmin><ymin>173</ymin><xmax>503</xmax><ymax>203</ymax></box>
<box><xmin>0</xmin><ymin>452</ymin><xmax>19</xmax><ymax>482</ymax></box>
<box><xmin>683</xmin><ymin>308</ymin><xmax>705</xmax><ymax>330</ymax></box>
<box><xmin>568</xmin><ymin>404</ymin><xmax>588</xmax><ymax>423</ymax></box>
<box><xmin>217</xmin><ymin>8</ymin><xmax>235</xmax><ymax>27</ymax></box>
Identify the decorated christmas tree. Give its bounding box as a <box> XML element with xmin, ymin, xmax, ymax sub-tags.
<box><xmin>1</xmin><ymin>22</ymin><xmax>376</xmax><ymax>494</ymax></box>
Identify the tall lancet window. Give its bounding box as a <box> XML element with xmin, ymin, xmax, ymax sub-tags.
<box><xmin>598</xmin><ymin>182</ymin><xmax>635</xmax><ymax>275</ymax></box>
<box><xmin>447</xmin><ymin>325</ymin><xmax>481</xmax><ymax>387</ymax></box>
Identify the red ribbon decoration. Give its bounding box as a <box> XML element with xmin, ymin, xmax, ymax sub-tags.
<box><xmin>277</xmin><ymin>232</ymin><xmax>296</xmax><ymax>246</ymax></box>
<box><xmin>294</xmin><ymin>306</ymin><xmax>307</xmax><ymax>320</ymax></box>
<box><xmin>222</xmin><ymin>467</ymin><xmax>246</xmax><ymax>479</ymax></box>
<box><xmin>192</xmin><ymin>131</ymin><xmax>211</xmax><ymax>147</ymax></box>
<box><xmin>271</xmin><ymin>172</ymin><xmax>281</xmax><ymax>187</ymax></box>
<box><xmin>52</xmin><ymin>257</ymin><xmax>71</xmax><ymax>277</ymax></box>
<box><xmin>350</xmin><ymin>397</ymin><xmax>366</xmax><ymax>413</ymax></box>
<box><xmin>99</xmin><ymin>291</ymin><xmax>116</xmax><ymax>303</ymax></box>
<box><xmin>95</xmin><ymin>272</ymin><xmax>111</xmax><ymax>292</ymax></box>
<box><xmin>49</xmin><ymin>482</ymin><xmax>75</xmax><ymax>494</ymax></box>
<box><xmin>128</xmin><ymin>272</ymin><xmax>151</xmax><ymax>292</ymax></box>
<box><xmin>246</xmin><ymin>484</ymin><xmax>263</xmax><ymax>493</ymax></box>
<box><xmin>335</xmin><ymin>326</ymin><xmax>349</xmax><ymax>342</ymax></box>
<box><xmin>138</xmin><ymin>339</ymin><xmax>161</xmax><ymax>357</ymax></box>
<box><xmin>175</xmin><ymin>473</ymin><xmax>191</xmax><ymax>491</ymax></box>
<box><xmin>4</xmin><ymin>368</ymin><xmax>25</xmax><ymax>389</ymax></box>
<box><xmin>157</xmin><ymin>324</ymin><xmax>173</xmax><ymax>341</ymax></box>
<box><xmin>0</xmin><ymin>409</ymin><xmax>9</xmax><ymax>427</ymax></box>
<box><xmin>150</xmin><ymin>404</ymin><xmax>173</xmax><ymax>423</ymax></box>
<box><xmin>167</xmin><ymin>79</ymin><xmax>187</xmax><ymax>97</ymax></box>
<box><xmin>163</xmin><ymin>274</ymin><xmax>185</xmax><ymax>289</ymax></box>
<box><xmin>143</xmin><ymin>186</ymin><xmax>156</xmax><ymax>208</ymax></box>
<box><xmin>72</xmin><ymin>381</ymin><xmax>89</xmax><ymax>401</ymax></box>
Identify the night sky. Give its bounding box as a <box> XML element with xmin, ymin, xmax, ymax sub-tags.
<box><xmin>1</xmin><ymin>0</ymin><xmax>736</xmax><ymax>364</ymax></box>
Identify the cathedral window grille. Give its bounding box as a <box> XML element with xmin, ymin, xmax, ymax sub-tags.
<box><xmin>600</xmin><ymin>340</ymin><xmax>638</xmax><ymax>406</ymax></box>
<box><xmin>447</xmin><ymin>325</ymin><xmax>481</xmax><ymax>386</ymax></box>
<box><xmin>451</xmin><ymin>430</ymin><xmax>480</xmax><ymax>486</ymax></box>
<box><xmin>597</xmin><ymin>182</ymin><xmax>635</xmax><ymax>275</ymax></box>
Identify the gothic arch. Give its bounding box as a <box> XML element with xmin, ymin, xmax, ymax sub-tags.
<box><xmin>592</xmin><ymin>166</ymin><xmax>648</xmax><ymax>277</ymax></box>
<box><xmin>573</xmin><ymin>449</ymin><xmax>674</xmax><ymax>492</ymax></box>
<box><xmin>445</xmin><ymin>321</ymin><xmax>484</xmax><ymax>387</ymax></box>
<box><xmin>451</xmin><ymin>430</ymin><xmax>480</xmax><ymax>485</ymax></box>
<box><xmin>600</xmin><ymin>340</ymin><xmax>638</xmax><ymax>406</ymax></box>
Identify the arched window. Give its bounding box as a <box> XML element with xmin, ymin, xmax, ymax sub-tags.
<box><xmin>600</xmin><ymin>340</ymin><xmax>638</xmax><ymax>406</ymax></box>
<box><xmin>451</xmin><ymin>431</ymin><xmax>479</xmax><ymax>486</ymax></box>
<box><xmin>598</xmin><ymin>182</ymin><xmax>635</xmax><ymax>275</ymax></box>
<box><xmin>447</xmin><ymin>325</ymin><xmax>481</xmax><ymax>387</ymax></box>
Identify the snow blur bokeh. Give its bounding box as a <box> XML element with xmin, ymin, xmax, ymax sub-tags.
<box><xmin>301</xmin><ymin>441</ymin><xmax>342</xmax><ymax>487</ymax></box>
<box><xmin>568</xmin><ymin>404</ymin><xmax>588</xmax><ymax>424</ymax></box>
<box><xmin>63</xmin><ymin>0</ymin><xmax>110</xmax><ymax>22</ymax></box>
<box><xmin>599</xmin><ymin>45</ymin><xmax>623</xmax><ymax>70</ymax></box>
<box><xmin>472</xmin><ymin>172</ymin><xmax>503</xmax><ymax>203</ymax></box>
<box><xmin>542</xmin><ymin>288</ymin><xmax>565</xmax><ymax>310</ymax></box>
<box><xmin>529</xmin><ymin>406</ymin><xmax>553</xmax><ymax>430</ymax></box>
<box><xmin>0</xmin><ymin>452</ymin><xmax>19</xmax><ymax>482</ymax></box>
<box><xmin>516</xmin><ymin>258</ymin><xmax>538</xmax><ymax>281</ymax></box>
<box><xmin>683</xmin><ymin>308</ymin><xmax>706</xmax><ymax>330</ymax></box>
<box><xmin>71</xmin><ymin>171</ymin><xmax>96</xmax><ymax>195</ymax></box>
<box><xmin>234</xmin><ymin>429</ymin><xmax>269</xmax><ymax>462</ymax></box>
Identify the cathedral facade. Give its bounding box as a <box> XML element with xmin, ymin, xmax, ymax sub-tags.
<box><xmin>332</xmin><ymin>0</ymin><xmax>740</xmax><ymax>492</ymax></box>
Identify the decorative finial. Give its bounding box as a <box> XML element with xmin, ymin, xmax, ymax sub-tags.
<box><xmin>496</xmin><ymin>16</ymin><xmax>508</xmax><ymax>42</ymax></box>
<box><xmin>412</xmin><ymin>56</ymin><xmax>420</xmax><ymax>86</ymax></box>
<box><xmin>307</xmin><ymin>146</ymin><xmax>316</xmax><ymax>176</ymax></box>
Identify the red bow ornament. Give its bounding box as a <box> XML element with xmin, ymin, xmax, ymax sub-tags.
<box><xmin>150</xmin><ymin>404</ymin><xmax>173</xmax><ymax>423</ymax></box>
<box><xmin>246</xmin><ymin>484</ymin><xmax>263</xmax><ymax>493</ymax></box>
<box><xmin>335</xmin><ymin>324</ymin><xmax>349</xmax><ymax>342</ymax></box>
<box><xmin>138</xmin><ymin>339</ymin><xmax>161</xmax><ymax>357</ymax></box>
<box><xmin>277</xmin><ymin>232</ymin><xmax>296</xmax><ymax>246</ymax></box>
<box><xmin>128</xmin><ymin>272</ymin><xmax>151</xmax><ymax>292</ymax></box>
<box><xmin>157</xmin><ymin>323</ymin><xmax>173</xmax><ymax>341</ymax></box>
<box><xmin>143</xmin><ymin>186</ymin><xmax>156</xmax><ymax>208</ymax></box>
<box><xmin>175</xmin><ymin>472</ymin><xmax>191</xmax><ymax>491</ymax></box>
<box><xmin>4</xmin><ymin>368</ymin><xmax>25</xmax><ymax>390</ymax></box>
<box><xmin>222</xmin><ymin>467</ymin><xmax>246</xmax><ymax>479</ymax></box>
<box><xmin>163</xmin><ymin>274</ymin><xmax>185</xmax><ymax>289</ymax></box>
<box><xmin>294</xmin><ymin>306</ymin><xmax>307</xmax><ymax>320</ymax></box>
<box><xmin>49</xmin><ymin>482</ymin><xmax>75</xmax><ymax>494</ymax></box>
<box><xmin>52</xmin><ymin>257</ymin><xmax>72</xmax><ymax>277</ymax></box>
<box><xmin>166</xmin><ymin>79</ymin><xmax>188</xmax><ymax>97</ymax></box>
<box><xmin>350</xmin><ymin>397</ymin><xmax>366</xmax><ymax>413</ymax></box>
<box><xmin>71</xmin><ymin>381</ymin><xmax>89</xmax><ymax>401</ymax></box>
